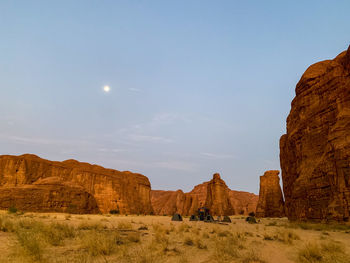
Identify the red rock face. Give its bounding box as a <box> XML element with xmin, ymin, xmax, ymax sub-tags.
<box><xmin>280</xmin><ymin>46</ymin><xmax>350</xmax><ymax>222</ymax></box>
<box><xmin>228</xmin><ymin>191</ymin><xmax>259</xmax><ymax>215</ymax></box>
<box><xmin>150</xmin><ymin>190</ymin><xmax>196</xmax><ymax>216</ymax></box>
<box><xmin>255</xmin><ymin>170</ymin><xmax>285</xmax><ymax>218</ymax></box>
<box><xmin>0</xmin><ymin>184</ymin><xmax>99</xmax><ymax>214</ymax></box>
<box><xmin>151</xmin><ymin>173</ymin><xmax>258</xmax><ymax>216</ymax></box>
<box><xmin>0</xmin><ymin>154</ymin><xmax>153</xmax><ymax>214</ymax></box>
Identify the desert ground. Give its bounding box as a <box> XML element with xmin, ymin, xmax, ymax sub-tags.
<box><xmin>0</xmin><ymin>211</ymin><xmax>349</xmax><ymax>263</ymax></box>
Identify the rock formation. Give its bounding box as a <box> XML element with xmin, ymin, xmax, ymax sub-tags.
<box><xmin>150</xmin><ymin>190</ymin><xmax>195</xmax><ymax>216</ymax></box>
<box><xmin>0</xmin><ymin>154</ymin><xmax>153</xmax><ymax>214</ymax></box>
<box><xmin>280</xmin><ymin>46</ymin><xmax>350</xmax><ymax>221</ymax></box>
<box><xmin>255</xmin><ymin>170</ymin><xmax>285</xmax><ymax>217</ymax></box>
<box><xmin>0</xmin><ymin>181</ymin><xmax>99</xmax><ymax>214</ymax></box>
<box><xmin>151</xmin><ymin>173</ymin><xmax>258</xmax><ymax>216</ymax></box>
<box><xmin>228</xmin><ymin>190</ymin><xmax>259</xmax><ymax>215</ymax></box>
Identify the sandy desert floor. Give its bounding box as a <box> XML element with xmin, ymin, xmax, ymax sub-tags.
<box><xmin>0</xmin><ymin>211</ymin><xmax>349</xmax><ymax>263</ymax></box>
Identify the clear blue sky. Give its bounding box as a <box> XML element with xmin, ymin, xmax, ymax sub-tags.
<box><xmin>0</xmin><ymin>1</ymin><xmax>349</xmax><ymax>193</ymax></box>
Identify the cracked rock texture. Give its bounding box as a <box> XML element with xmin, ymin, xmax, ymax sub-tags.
<box><xmin>280</xmin><ymin>46</ymin><xmax>350</xmax><ymax>221</ymax></box>
<box><xmin>0</xmin><ymin>154</ymin><xmax>153</xmax><ymax>214</ymax></box>
<box><xmin>256</xmin><ymin>170</ymin><xmax>285</xmax><ymax>218</ymax></box>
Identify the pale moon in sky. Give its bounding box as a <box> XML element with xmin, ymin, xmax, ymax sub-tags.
<box><xmin>103</xmin><ymin>85</ymin><xmax>111</xmax><ymax>93</ymax></box>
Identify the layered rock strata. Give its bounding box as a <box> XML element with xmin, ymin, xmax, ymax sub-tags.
<box><xmin>255</xmin><ymin>170</ymin><xmax>285</xmax><ymax>217</ymax></box>
<box><xmin>280</xmin><ymin>46</ymin><xmax>350</xmax><ymax>221</ymax></box>
<box><xmin>0</xmin><ymin>154</ymin><xmax>153</xmax><ymax>214</ymax></box>
<box><xmin>151</xmin><ymin>173</ymin><xmax>258</xmax><ymax>216</ymax></box>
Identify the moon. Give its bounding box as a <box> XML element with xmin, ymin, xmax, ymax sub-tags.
<box><xmin>103</xmin><ymin>85</ymin><xmax>111</xmax><ymax>93</ymax></box>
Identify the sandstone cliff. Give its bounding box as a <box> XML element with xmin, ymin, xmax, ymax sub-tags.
<box><xmin>228</xmin><ymin>190</ymin><xmax>259</xmax><ymax>215</ymax></box>
<box><xmin>151</xmin><ymin>173</ymin><xmax>258</xmax><ymax>216</ymax></box>
<box><xmin>0</xmin><ymin>154</ymin><xmax>153</xmax><ymax>214</ymax></box>
<box><xmin>280</xmin><ymin>46</ymin><xmax>350</xmax><ymax>221</ymax></box>
<box><xmin>255</xmin><ymin>170</ymin><xmax>285</xmax><ymax>218</ymax></box>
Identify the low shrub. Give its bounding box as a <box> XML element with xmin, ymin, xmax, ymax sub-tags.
<box><xmin>195</xmin><ymin>239</ymin><xmax>207</xmax><ymax>249</ymax></box>
<box><xmin>248</xmin><ymin>212</ymin><xmax>255</xmax><ymax>217</ymax></box>
<box><xmin>109</xmin><ymin>209</ymin><xmax>120</xmax><ymax>214</ymax></box>
<box><xmin>8</xmin><ymin>206</ymin><xmax>18</xmax><ymax>214</ymax></box>
<box><xmin>246</xmin><ymin>216</ymin><xmax>257</xmax><ymax>224</ymax></box>
<box><xmin>184</xmin><ymin>237</ymin><xmax>194</xmax><ymax>246</ymax></box>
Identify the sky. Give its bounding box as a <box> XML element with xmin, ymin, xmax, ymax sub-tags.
<box><xmin>0</xmin><ymin>1</ymin><xmax>349</xmax><ymax>193</ymax></box>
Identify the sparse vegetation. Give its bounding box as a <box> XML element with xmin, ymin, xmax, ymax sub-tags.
<box><xmin>284</xmin><ymin>222</ymin><xmax>350</xmax><ymax>232</ymax></box>
<box><xmin>241</xmin><ymin>249</ymin><xmax>266</xmax><ymax>263</ymax></box>
<box><xmin>81</xmin><ymin>230</ymin><xmax>119</xmax><ymax>257</ymax></box>
<box><xmin>8</xmin><ymin>206</ymin><xmax>18</xmax><ymax>214</ymax></box>
<box><xmin>184</xmin><ymin>236</ymin><xmax>194</xmax><ymax>246</ymax></box>
<box><xmin>127</xmin><ymin>232</ymin><xmax>141</xmax><ymax>243</ymax></box>
<box><xmin>0</xmin><ymin>212</ymin><xmax>349</xmax><ymax>263</ymax></box>
<box><xmin>298</xmin><ymin>241</ymin><xmax>350</xmax><ymax>263</ymax></box>
<box><xmin>195</xmin><ymin>238</ymin><xmax>207</xmax><ymax>249</ymax></box>
<box><xmin>273</xmin><ymin>229</ymin><xmax>300</xmax><ymax>244</ymax></box>
<box><xmin>117</xmin><ymin>220</ymin><xmax>133</xmax><ymax>230</ymax></box>
<box><xmin>248</xmin><ymin>212</ymin><xmax>255</xmax><ymax>217</ymax></box>
<box><xmin>262</xmin><ymin>229</ymin><xmax>300</xmax><ymax>244</ymax></box>
<box><xmin>266</xmin><ymin>221</ymin><xmax>277</xmax><ymax>226</ymax></box>
<box><xmin>246</xmin><ymin>216</ymin><xmax>257</xmax><ymax>224</ymax></box>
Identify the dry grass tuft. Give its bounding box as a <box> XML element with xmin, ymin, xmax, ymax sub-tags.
<box><xmin>212</xmin><ymin>231</ymin><xmax>247</xmax><ymax>262</ymax></box>
<box><xmin>274</xmin><ymin>229</ymin><xmax>300</xmax><ymax>244</ymax></box>
<box><xmin>262</xmin><ymin>229</ymin><xmax>300</xmax><ymax>244</ymax></box>
<box><xmin>298</xmin><ymin>241</ymin><xmax>350</xmax><ymax>263</ymax></box>
<box><xmin>127</xmin><ymin>232</ymin><xmax>141</xmax><ymax>243</ymax></box>
<box><xmin>286</xmin><ymin>222</ymin><xmax>350</xmax><ymax>232</ymax></box>
<box><xmin>178</xmin><ymin>223</ymin><xmax>191</xmax><ymax>233</ymax></box>
<box><xmin>266</xmin><ymin>221</ymin><xmax>278</xmax><ymax>226</ymax></box>
<box><xmin>202</xmin><ymin>232</ymin><xmax>210</xmax><ymax>239</ymax></box>
<box><xmin>184</xmin><ymin>236</ymin><xmax>194</xmax><ymax>246</ymax></box>
<box><xmin>195</xmin><ymin>238</ymin><xmax>207</xmax><ymax>249</ymax></box>
<box><xmin>241</xmin><ymin>249</ymin><xmax>266</xmax><ymax>263</ymax></box>
<box><xmin>16</xmin><ymin>227</ymin><xmax>45</xmax><ymax>261</ymax></box>
<box><xmin>77</xmin><ymin>221</ymin><xmax>105</xmax><ymax>231</ymax></box>
<box><xmin>217</xmin><ymin>230</ymin><xmax>232</xmax><ymax>237</ymax></box>
<box><xmin>81</xmin><ymin>230</ymin><xmax>120</xmax><ymax>257</ymax></box>
<box><xmin>117</xmin><ymin>221</ymin><xmax>132</xmax><ymax>230</ymax></box>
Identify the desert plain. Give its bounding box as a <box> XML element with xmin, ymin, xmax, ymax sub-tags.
<box><xmin>0</xmin><ymin>211</ymin><xmax>349</xmax><ymax>263</ymax></box>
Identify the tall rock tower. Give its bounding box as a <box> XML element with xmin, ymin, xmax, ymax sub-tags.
<box><xmin>280</xmin><ymin>46</ymin><xmax>350</xmax><ymax>222</ymax></box>
<box><xmin>256</xmin><ymin>170</ymin><xmax>285</xmax><ymax>217</ymax></box>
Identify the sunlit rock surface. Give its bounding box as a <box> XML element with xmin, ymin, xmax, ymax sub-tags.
<box><xmin>151</xmin><ymin>173</ymin><xmax>258</xmax><ymax>216</ymax></box>
<box><xmin>280</xmin><ymin>46</ymin><xmax>350</xmax><ymax>221</ymax></box>
<box><xmin>0</xmin><ymin>154</ymin><xmax>153</xmax><ymax>214</ymax></box>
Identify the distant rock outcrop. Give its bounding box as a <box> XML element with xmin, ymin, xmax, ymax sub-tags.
<box><xmin>228</xmin><ymin>190</ymin><xmax>259</xmax><ymax>215</ymax></box>
<box><xmin>256</xmin><ymin>170</ymin><xmax>285</xmax><ymax>218</ymax></box>
<box><xmin>280</xmin><ymin>46</ymin><xmax>350</xmax><ymax>221</ymax></box>
<box><xmin>151</xmin><ymin>173</ymin><xmax>258</xmax><ymax>216</ymax></box>
<box><xmin>150</xmin><ymin>190</ymin><xmax>195</xmax><ymax>216</ymax></box>
<box><xmin>0</xmin><ymin>154</ymin><xmax>153</xmax><ymax>214</ymax></box>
